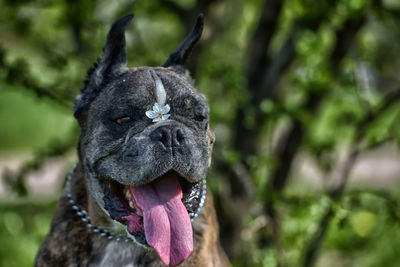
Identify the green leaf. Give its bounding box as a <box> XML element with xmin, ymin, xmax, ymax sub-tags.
<box><xmin>350</xmin><ymin>211</ymin><xmax>376</xmax><ymax>237</ymax></box>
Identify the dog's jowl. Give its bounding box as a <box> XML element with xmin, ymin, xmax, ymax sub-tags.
<box><xmin>35</xmin><ymin>13</ymin><xmax>229</xmax><ymax>267</ymax></box>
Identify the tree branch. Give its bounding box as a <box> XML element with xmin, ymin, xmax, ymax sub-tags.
<box><xmin>246</xmin><ymin>0</ymin><xmax>284</xmax><ymax>89</ymax></box>
<box><xmin>212</xmin><ymin>151</ymin><xmax>255</xmax><ymax>256</ymax></box>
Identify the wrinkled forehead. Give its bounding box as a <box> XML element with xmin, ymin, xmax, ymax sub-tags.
<box><xmin>92</xmin><ymin>67</ymin><xmax>204</xmax><ymax>110</ymax></box>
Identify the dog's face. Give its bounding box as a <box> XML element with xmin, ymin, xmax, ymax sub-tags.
<box><xmin>84</xmin><ymin>67</ymin><xmax>212</xmax><ymax>186</ymax></box>
<box><xmin>74</xmin><ymin>14</ymin><xmax>214</xmax><ymax>266</ymax></box>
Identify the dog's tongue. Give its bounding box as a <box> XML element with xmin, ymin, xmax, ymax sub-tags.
<box><xmin>130</xmin><ymin>174</ymin><xmax>193</xmax><ymax>266</ymax></box>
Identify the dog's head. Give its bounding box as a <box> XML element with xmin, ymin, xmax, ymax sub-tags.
<box><xmin>73</xmin><ymin>14</ymin><xmax>214</xmax><ymax>266</ymax></box>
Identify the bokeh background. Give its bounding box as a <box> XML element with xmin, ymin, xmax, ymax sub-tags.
<box><xmin>1</xmin><ymin>0</ymin><xmax>400</xmax><ymax>266</ymax></box>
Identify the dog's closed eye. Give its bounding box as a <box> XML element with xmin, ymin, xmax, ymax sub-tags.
<box><xmin>116</xmin><ymin>116</ymin><xmax>133</xmax><ymax>124</ymax></box>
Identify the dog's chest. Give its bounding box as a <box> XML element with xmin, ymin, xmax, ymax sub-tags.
<box><xmin>89</xmin><ymin>240</ymin><xmax>161</xmax><ymax>267</ymax></box>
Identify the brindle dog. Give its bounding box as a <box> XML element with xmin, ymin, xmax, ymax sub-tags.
<box><xmin>35</xmin><ymin>13</ymin><xmax>229</xmax><ymax>267</ymax></box>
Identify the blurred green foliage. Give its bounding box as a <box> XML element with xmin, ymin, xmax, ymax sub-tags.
<box><xmin>0</xmin><ymin>84</ymin><xmax>73</xmax><ymax>152</ymax></box>
<box><xmin>0</xmin><ymin>0</ymin><xmax>399</xmax><ymax>266</ymax></box>
<box><xmin>0</xmin><ymin>201</ymin><xmax>56</xmax><ymax>267</ymax></box>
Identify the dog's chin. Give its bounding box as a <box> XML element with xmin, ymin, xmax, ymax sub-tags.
<box><xmin>100</xmin><ymin>170</ymin><xmax>204</xmax><ymax>247</ymax></box>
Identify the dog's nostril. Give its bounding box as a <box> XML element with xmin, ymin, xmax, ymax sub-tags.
<box><xmin>150</xmin><ymin>129</ymin><xmax>163</xmax><ymax>142</ymax></box>
<box><xmin>150</xmin><ymin>127</ymin><xmax>171</xmax><ymax>147</ymax></box>
<box><xmin>150</xmin><ymin>127</ymin><xmax>184</xmax><ymax>147</ymax></box>
<box><xmin>160</xmin><ymin>130</ymin><xmax>168</xmax><ymax>144</ymax></box>
<box><xmin>176</xmin><ymin>129</ymin><xmax>184</xmax><ymax>143</ymax></box>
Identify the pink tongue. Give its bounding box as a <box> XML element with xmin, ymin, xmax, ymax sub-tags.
<box><xmin>130</xmin><ymin>174</ymin><xmax>193</xmax><ymax>266</ymax></box>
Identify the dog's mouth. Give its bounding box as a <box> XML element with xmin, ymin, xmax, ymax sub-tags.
<box><xmin>102</xmin><ymin>171</ymin><xmax>205</xmax><ymax>266</ymax></box>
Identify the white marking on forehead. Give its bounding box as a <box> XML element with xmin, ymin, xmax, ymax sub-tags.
<box><xmin>150</xmin><ymin>70</ymin><xmax>166</xmax><ymax>106</ymax></box>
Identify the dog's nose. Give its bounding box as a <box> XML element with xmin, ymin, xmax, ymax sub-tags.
<box><xmin>150</xmin><ymin>126</ymin><xmax>185</xmax><ymax>147</ymax></box>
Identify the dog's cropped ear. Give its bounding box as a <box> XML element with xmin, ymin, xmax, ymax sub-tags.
<box><xmin>162</xmin><ymin>14</ymin><xmax>204</xmax><ymax>68</ymax></box>
<box><xmin>74</xmin><ymin>13</ymin><xmax>134</xmax><ymax>118</ymax></box>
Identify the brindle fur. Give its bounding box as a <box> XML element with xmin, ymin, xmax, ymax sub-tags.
<box><xmin>35</xmin><ymin>13</ymin><xmax>229</xmax><ymax>267</ymax></box>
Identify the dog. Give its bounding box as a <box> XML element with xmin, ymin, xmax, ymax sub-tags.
<box><xmin>35</xmin><ymin>13</ymin><xmax>230</xmax><ymax>266</ymax></box>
